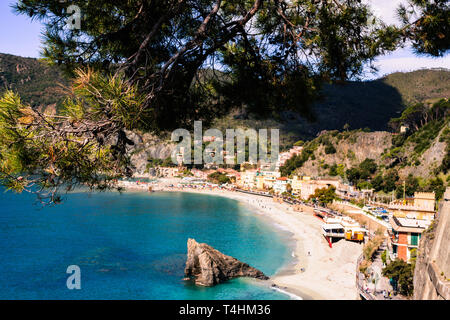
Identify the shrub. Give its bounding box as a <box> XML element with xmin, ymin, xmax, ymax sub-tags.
<box><xmin>381</xmin><ymin>250</ymin><xmax>387</xmax><ymax>265</ymax></box>
<box><xmin>207</xmin><ymin>172</ymin><xmax>230</xmax><ymax>184</ymax></box>
<box><xmin>363</xmin><ymin>235</ymin><xmax>384</xmax><ymax>261</ymax></box>
<box><xmin>324</xmin><ymin>144</ymin><xmax>336</xmax><ymax>154</ymax></box>
<box><xmin>382</xmin><ymin>259</ymin><xmax>414</xmax><ymax>296</ymax></box>
<box><xmin>308</xmin><ymin>186</ymin><xmax>336</xmax><ymax>205</ymax></box>
<box><xmin>329</xmin><ymin>163</ymin><xmax>338</xmax><ymax>176</ymax></box>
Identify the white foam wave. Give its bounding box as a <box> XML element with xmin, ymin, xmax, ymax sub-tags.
<box><xmin>271</xmin><ymin>286</ymin><xmax>303</xmax><ymax>300</ymax></box>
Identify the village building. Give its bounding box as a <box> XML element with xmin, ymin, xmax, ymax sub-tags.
<box><xmin>336</xmin><ymin>183</ymin><xmax>359</xmax><ymax>199</ymax></box>
<box><xmin>260</xmin><ymin>171</ymin><xmax>281</xmax><ymax>190</ymax></box>
<box><xmin>291</xmin><ymin>176</ymin><xmax>341</xmax><ymax>200</ymax></box>
<box><xmin>273</xmin><ymin>177</ymin><xmax>289</xmax><ymax>194</ymax></box>
<box><xmin>275</xmin><ymin>146</ymin><xmax>303</xmax><ymax>170</ymax></box>
<box><xmin>158</xmin><ymin>167</ymin><xmax>182</xmax><ymax>178</ymax></box>
<box><xmin>388</xmin><ymin>192</ymin><xmax>436</xmax><ymax>221</ymax></box>
<box><xmin>256</xmin><ymin>173</ymin><xmax>265</xmax><ymax>190</ymax></box>
<box><xmin>236</xmin><ymin>170</ymin><xmax>258</xmax><ymax>189</ymax></box>
<box><xmin>388</xmin><ymin>216</ymin><xmax>429</xmax><ymax>262</ymax></box>
<box><xmin>400</xmin><ymin>125</ymin><xmax>409</xmax><ymax>133</ymax></box>
<box><xmin>387</xmin><ymin>192</ymin><xmax>436</xmax><ymax>262</ymax></box>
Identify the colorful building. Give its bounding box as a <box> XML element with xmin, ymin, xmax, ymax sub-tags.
<box><xmin>388</xmin><ymin>216</ymin><xmax>429</xmax><ymax>262</ymax></box>
<box><xmin>388</xmin><ymin>192</ymin><xmax>436</xmax><ymax>221</ymax></box>
<box><xmin>256</xmin><ymin>174</ymin><xmax>265</xmax><ymax>190</ymax></box>
<box><xmin>262</xmin><ymin>171</ymin><xmax>280</xmax><ymax>190</ymax></box>
<box><xmin>290</xmin><ymin>176</ymin><xmax>340</xmax><ymax>200</ymax></box>
<box><xmin>387</xmin><ymin>192</ymin><xmax>436</xmax><ymax>262</ymax></box>
<box><xmin>237</xmin><ymin>170</ymin><xmax>258</xmax><ymax>189</ymax></box>
<box><xmin>273</xmin><ymin>177</ymin><xmax>289</xmax><ymax>194</ymax></box>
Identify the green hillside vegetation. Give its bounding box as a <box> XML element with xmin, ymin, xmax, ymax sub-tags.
<box><xmin>1</xmin><ymin>52</ymin><xmax>448</xmax><ymax>146</ymax></box>
<box><xmin>1</xmin><ymin>53</ymin><xmax>448</xmax><ymax>198</ymax></box>
<box><xmin>383</xmin><ymin>99</ymin><xmax>449</xmax><ymax>169</ymax></box>
<box><xmin>213</xmin><ymin>69</ymin><xmax>450</xmax><ymax>146</ymax></box>
<box><xmin>280</xmin><ymin>99</ymin><xmax>449</xmax><ymax>199</ymax></box>
<box><xmin>382</xmin><ymin>69</ymin><xmax>450</xmax><ymax>105</ymax></box>
<box><xmin>0</xmin><ymin>53</ymin><xmax>68</xmax><ymax>112</ymax></box>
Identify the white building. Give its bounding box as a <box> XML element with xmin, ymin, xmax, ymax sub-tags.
<box><xmin>273</xmin><ymin>177</ymin><xmax>289</xmax><ymax>194</ymax></box>
<box><xmin>276</xmin><ymin>146</ymin><xmax>303</xmax><ymax>170</ymax></box>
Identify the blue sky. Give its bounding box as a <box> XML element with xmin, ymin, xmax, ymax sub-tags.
<box><xmin>0</xmin><ymin>1</ymin><xmax>45</xmax><ymax>58</ymax></box>
<box><xmin>0</xmin><ymin>0</ymin><xmax>448</xmax><ymax>79</ymax></box>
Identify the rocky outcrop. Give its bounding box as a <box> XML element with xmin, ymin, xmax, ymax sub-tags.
<box><xmin>184</xmin><ymin>238</ymin><xmax>269</xmax><ymax>286</ymax></box>
<box><xmin>413</xmin><ymin>188</ymin><xmax>450</xmax><ymax>300</ymax></box>
<box><xmin>399</xmin><ymin>124</ymin><xmax>448</xmax><ymax>178</ymax></box>
<box><xmin>124</xmin><ymin>130</ymin><xmax>175</xmax><ymax>175</ymax></box>
<box><xmin>298</xmin><ymin>131</ymin><xmax>393</xmax><ymax>177</ymax></box>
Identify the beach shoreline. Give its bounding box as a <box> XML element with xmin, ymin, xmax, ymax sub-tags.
<box><xmin>122</xmin><ymin>179</ymin><xmax>363</xmax><ymax>300</ymax></box>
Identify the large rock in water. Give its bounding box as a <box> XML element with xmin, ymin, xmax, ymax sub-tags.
<box><xmin>184</xmin><ymin>238</ymin><xmax>269</xmax><ymax>286</ymax></box>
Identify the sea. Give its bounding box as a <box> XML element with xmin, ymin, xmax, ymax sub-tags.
<box><xmin>0</xmin><ymin>190</ymin><xmax>294</xmax><ymax>299</ymax></box>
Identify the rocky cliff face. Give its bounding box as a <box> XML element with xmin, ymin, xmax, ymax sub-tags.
<box><xmin>0</xmin><ymin>53</ymin><xmax>68</xmax><ymax>112</ymax></box>
<box><xmin>298</xmin><ymin>131</ymin><xmax>393</xmax><ymax>177</ymax></box>
<box><xmin>398</xmin><ymin>124</ymin><xmax>448</xmax><ymax>178</ymax></box>
<box><xmin>413</xmin><ymin>188</ymin><xmax>450</xmax><ymax>300</ymax></box>
<box><xmin>125</xmin><ymin>130</ymin><xmax>175</xmax><ymax>175</ymax></box>
<box><xmin>184</xmin><ymin>238</ymin><xmax>269</xmax><ymax>286</ymax></box>
<box><xmin>293</xmin><ymin>124</ymin><xmax>448</xmax><ymax>180</ymax></box>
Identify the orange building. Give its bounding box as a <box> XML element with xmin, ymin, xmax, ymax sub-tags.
<box><xmin>387</xmin><ymin>192</ymin><xmax>436</xmax><ymax>262</ymax></box>
<box><xmin>388</xmin><ymin>216</ymin><xmax>429</xmax><ymax>262</ymax></box>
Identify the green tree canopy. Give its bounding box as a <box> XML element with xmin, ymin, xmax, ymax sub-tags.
<box><xmin>207</xmin><ymin>171</ymin><xmax>230</xmax><ymax>184</ymax></box>
<box><xmin>345</xmin><ymin>158</ymin><xmax>377</xmax><ymax>186</ymax></box>
<box><xmin>309</xmin><ymin>185</ymin><xmax>336</xmax><ymax>205</ymax></box>
<box><xmin>2</xmin><ymin>0</ymin><xmax>448</xmax><ymax>203</ymax></box>
<box><xmin>13</xmin><ymin>0</ymin><xmax>417</xmax><ymax>130</ymax></box>
<box><xmin>382</xmin><ymin>259</ymin><xmax>414</xmax><ymax>296</ymax></box>
<box><xmin>397</xmin><ymin>0</ymin><xmax>449</xmax><ymax>57</ymax></box>
<box><xmin>395</xmin><ymin>174</ymin><xmax>419</xmax><ymax>199</ymax></box>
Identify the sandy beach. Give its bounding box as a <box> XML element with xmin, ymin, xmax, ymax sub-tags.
<box><xmin>122</xmin><ymin>179</ymin><xmax>363</xmax><ymax>300</ymax></box>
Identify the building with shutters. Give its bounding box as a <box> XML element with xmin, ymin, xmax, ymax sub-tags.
<box><xmin>387</xmin><ymin>192</ymin><xmax>436</xmax><ymax>262</ymax></box>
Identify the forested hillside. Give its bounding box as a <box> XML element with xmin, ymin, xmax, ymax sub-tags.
<box><xmin>280</xmin><ymin>98</ymin><xmax>449</xmax><ymax>198</ymax></box>
<box><xmin>1</xmin><ymin>52</ymin><xmax>448</xmax><ymax>148</ymax></box>
<box><xmin>0</xmin><ymin>53</ymin><xmax>68</xmax><ymax>114</ymax></box>
<box><xmin>214</xmin><ymin>69</ymin><xmax>450</xmax><ymax>146</ymax></box>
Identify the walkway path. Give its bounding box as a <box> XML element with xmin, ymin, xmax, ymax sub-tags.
<box><xmin>356</xmin><ymin>240</ymin><xmax>405</xmax><ymax>300</ymax></box>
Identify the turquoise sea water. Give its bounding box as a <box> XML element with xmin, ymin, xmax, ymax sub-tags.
<box><xmin>0</xmin><ymin>190</ymin><xmax>293</xmax><ymax>299</ymax></box>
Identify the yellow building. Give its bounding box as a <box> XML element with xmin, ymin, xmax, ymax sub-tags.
<box><xmin>291</xmin><ymin>176</ymin><xmax>303</xmax><ymax>196</ymax></box>
<box><xmin>291</xmin><ymin>176</ymin><xmax>315</xmax><ymax>197</ymax></box>
<box><xmin>256</xmin><ymin>175</ymin><xmax>265</xmax><ymax>190</ymax></box>
<box><xmin>262</xmin><ymin>171</ymin><xmax>280</xmax><ymax>190</ymax></box>
<box><xmin>239</xmin><ymin>170</ymin><xmax>257</xmax><ymax>189</ymax></box>
<box><xmin>389</xmin><ymin>192</ymin><xmax>436</xmax><ymax>220</ymax></box>
<box><xmin>290</xmin><ymin>176</ymin><xmax>341</xmax><ymax>200</ymax></box>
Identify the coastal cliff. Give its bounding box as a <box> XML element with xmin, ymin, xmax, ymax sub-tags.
<box><xmin>413</xmin><ymin>188</ymin><xmax>450</xmax><ymax>300</ymax></box>
<box><xmin>184</xmin><ymin>238</ymin><xmax>269</xmax><ymax>286</ymax></box>
<box><xmin>299</xmin><ymin>131</ymin><xmax>393</xmax><ymax>177</ymax></box>
<box><xmin>283</xmin><ymin>120</ymin><xmax>449</xmax><ymax>180</ymax></box>
<box><xmin>124</xmin><ymin>130</ymin><xmax>175</xmax><ymax>175</ymax></box>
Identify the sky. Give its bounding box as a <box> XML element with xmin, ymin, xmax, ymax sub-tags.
<box><xmin>0</xmin><ymin>0</ymin><xmax>448</xmax><ymax>79</ymax></box>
